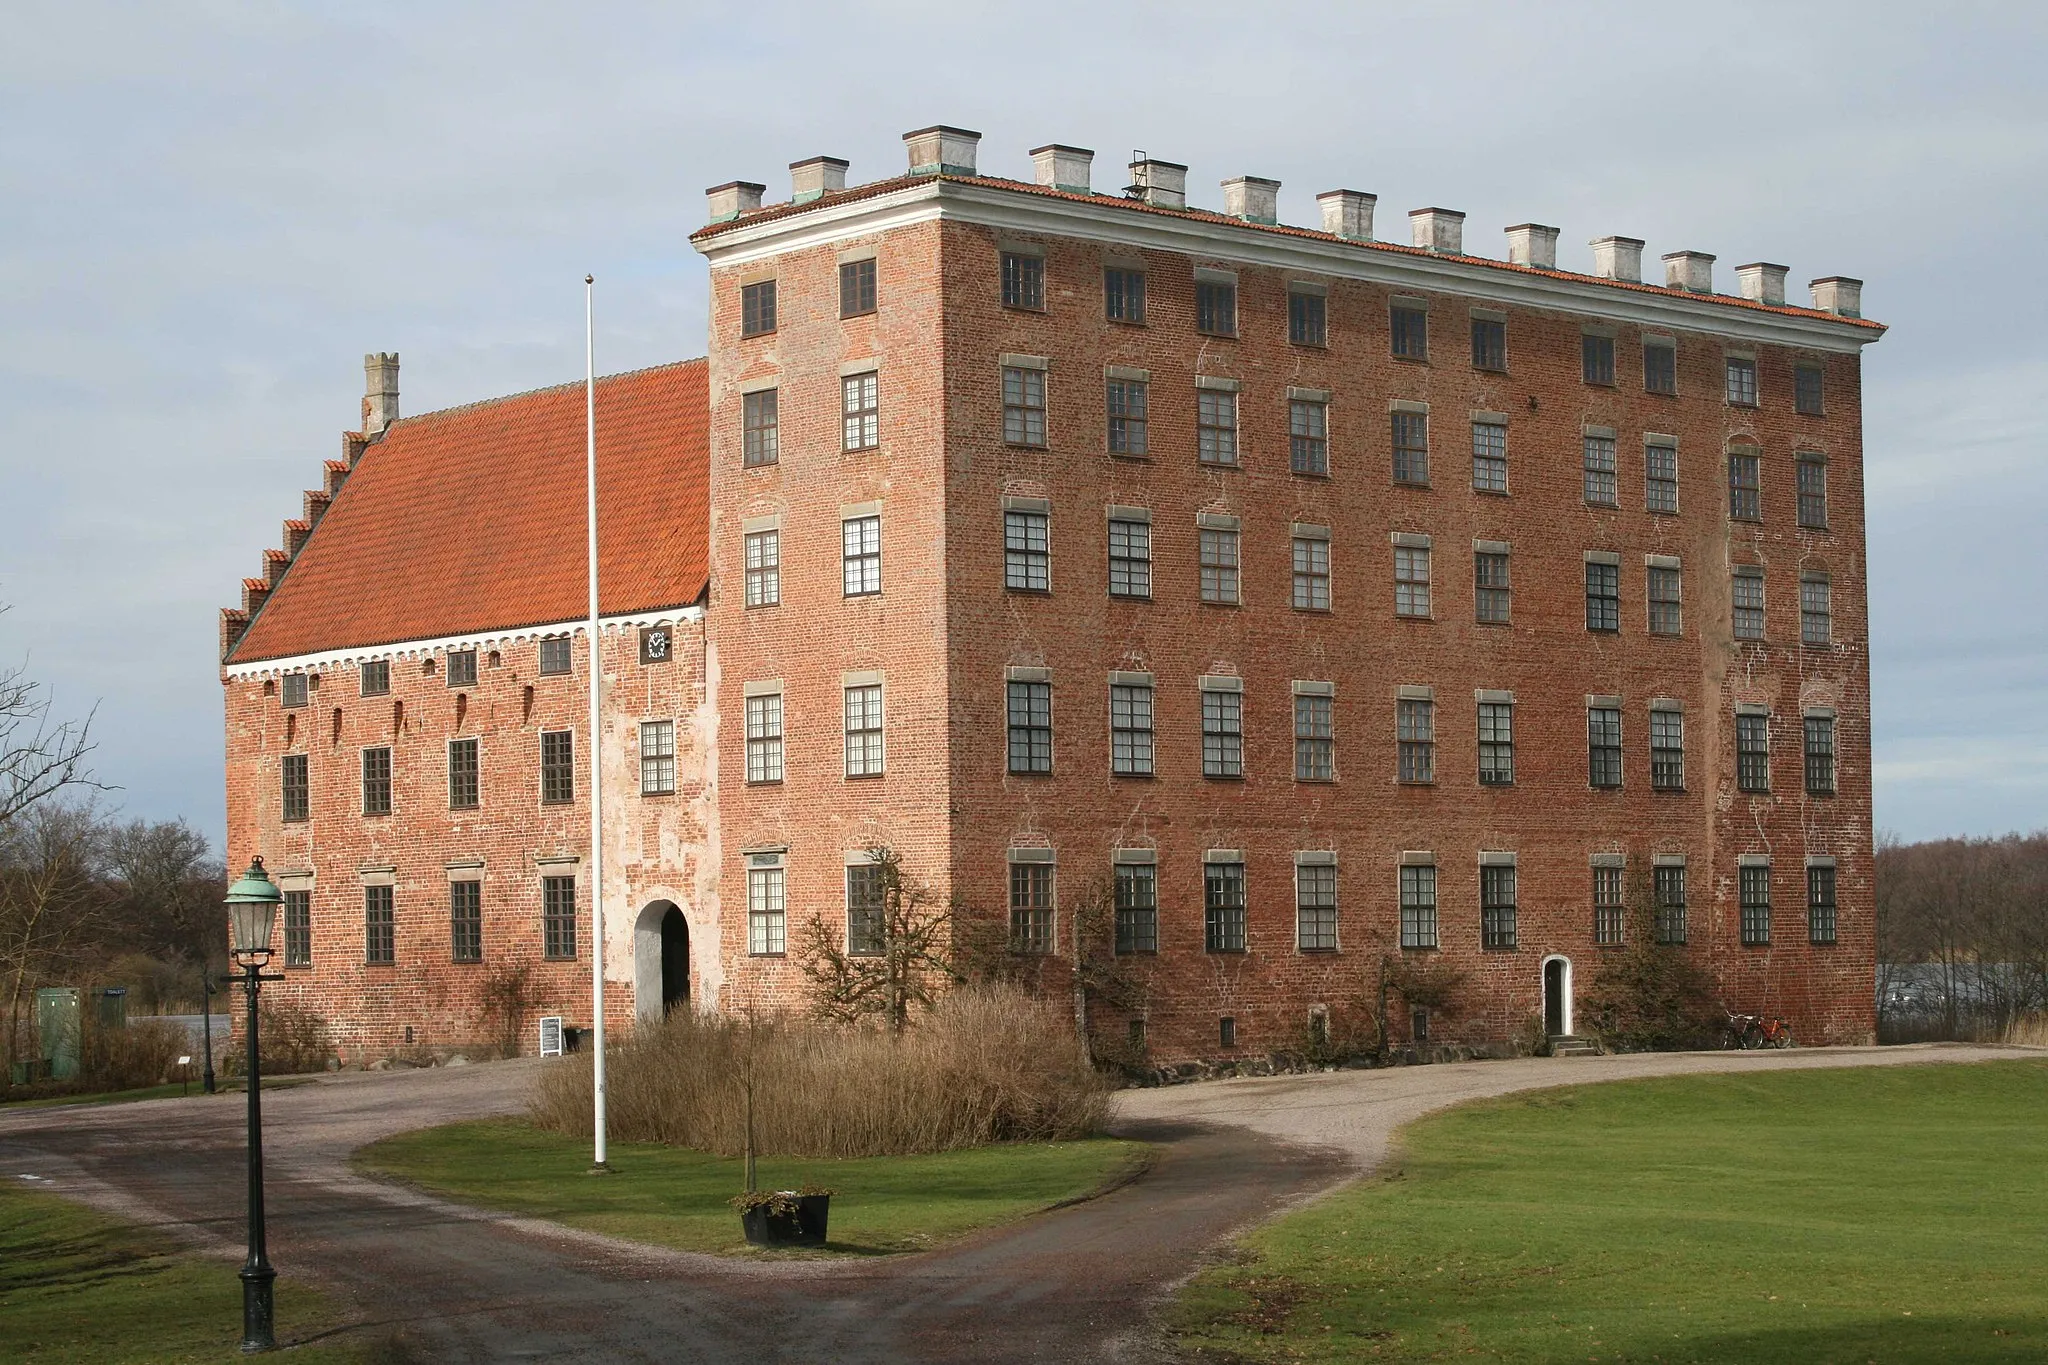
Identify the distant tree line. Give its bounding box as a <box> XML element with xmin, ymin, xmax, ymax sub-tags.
<box><xmin>1877</xmin><ymin>831</ymin><xmax>2048</xmax><ymax>1040</ymax></box>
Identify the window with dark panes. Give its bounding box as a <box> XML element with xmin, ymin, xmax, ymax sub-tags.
<box><xmin>1737</xmin><ymin>713</ymin><xmax>1771</xmax><ymax>792</ymax></box>
<box><xmin>846</xmin><ymin>864</ymin><xmax>886</xmax><ymax>957</ymax></box>
<box><xmin>839</xmin><ymin>258</ymin><xmax>876</xmax><ymax>317</ymax></box>
<box><xmin>1649</xmin><ymin>565</ymin><xmax>1682</xmax><ymax>636</ymax></box>
<box><xmin>1728</xmin><ymin>451</ymin><xmax>1762</xmax><ymax>520</ymax></box>
<box><xmin>742</xmin><ymin>389</ymin><xmax>779</xmax><ymax>467</ymax></box>
<box><xmin>1645</xmin><ymin>442</ymin><xmax>1679</xmax><ymax>513</ymax></box>
<box><xmin>543</xmin><ymin>875</ymin><xmax>577</xmax><ymax>959</ymax></box>
<box><xmin>1205</xmin><ymin>862</ymin><xmax>1247</xmax><ymax>952</ymax></box>
<box><xmin>1808</xmin><ymin>866</ymin><xmax>1838</xmax><ymax>945</ymax></box>
<box><xmin>1392</xmin><ymin>410</ymin><xmax>1429</xmax><ymax>484</ymax></box>
<box><xmin>362</xmin><ymin>746</ymin><xmax>392</xmax><ymax>815</ymax></box>
<box><xmin>1583</xmin><ymin>435</ymin><xmax>1618</xmax><ymax>506</ymax></box>
<box><xmin>1644</xmin><ymin>340</ymin><xmax>1677</xmax><ymax>395</ymax></box>
<box><xmin>1582</xmin><ymin>333</ymin><xmax>1615</xmax><ymax>385</ymax></box>
<box><xmin>741</xmin><ymin>279</ymin><xmax>776</xmax><ymax>337</ymax></box>
<box><xmin>1805</xmin><ymin>714</ymin><xmax>1837</xmax><ymax>795</ymax></box>
<box><xmin>1588</xmin><ymin>708</ymin><xmax>1622</xmax><ymax>788</ymax></box>
<box><xmin>364</xmin><ymin>885</ymin><xmax>395</xmax><ymax>964</ymax></box>
<box><xmin>359</xmin><ymin>660</ymin><xmax>389</xmax><ymax>697</ymax></box>
<box><xmin>1006</xmin><ymin>681</ymin><xmax>1052</xmax><ymax>774</ymax></box>
<box><xmin>744</xmin><ymin>529</ymin><xmax>780</xmax><ymax>607</ymax></box>
<box><xmin>1001</xmin><ymin>252</ymin><xmax>1044</xmax><ymax>310</ymax></box>
<box><xmin>1391</xmin><ymin>306</ymin><xmax>1427</xmax><ymax>359</ymax></box>
<box><xmin>282</xmin><ymin>753</ymin><xmax>309</xmax><ymax>822</ymax></box>
<box><xmin>1219</xmin><ymin>1015</ymin><xmax>1237</xmax><ymax>1048</ymax></box>
<box><xmin>1291</xmin><ymin>535</ymin><xmax>1330</xmax><ymax>610</ymax></box>
<box><xmin>446</xmin><ymin>649</ymin><xmax>477</xmax><ymax>687</ymax></box>
<box><xmin>1288</xmin><ymin>290</ymin><xmax>1326</xmax><ymax>346</ymax></box>
<box><xmin>1593</xmin><ymin>865</ymin><xmax>1625</xmax><ymax>946</ymax></box>
<box><xmin>448</xmin><ymin>737</ymin><xmax>479</xmax><ymax>809</ymax></box>
<box><xmin>1010</xmin><ymin>862</ymin><xmax>1055</xmax><ymax>954</ymax></box>
<box><xmin>1296</xmin><ymin>863</ymin><xmax>1337</xmax><ymax>951</ymax></box>
<box><xmin>1797</xmin><ymin>458</ymin><xmax>1828</xmax><ymax>529</ymax></box>
<box><xmin>1290</xmin><ymin>400</ymin><xmax>1328</xmax><ymax>475</ymax></box>
<box><xmin>747</xmin><ymin>864</ymin><xmax>786</xmax><ymax>955</ymax></box>
<box><xmin>1196</xmin><ymin>280</ymin><xmax>1236</xmax><ymax>337</ymax></box>
<box><xmin>1726</xmin><ymin>356</ymin><xmax>1759</xmax><ymax>406</ymax></box>
<box><xmin>843</xmin><ymin>684</ymin><xmax>885</xmax><ymax>777</ymax></box>
<box><xmin>284</xmin><ymin>889</ymin><xmax>312</xmax><ymax>967</ymax></box>
<box><xmin>1655</xmin><ymin>865</ymin><xmax>1688</xmax><ymax>944</ymax></box>
<box><xmin>1475</xmin><ymin>552</ymin><xmax>1511</xmax><ymax>623</ymax></box>
<box><xmin>1733</xmin><ymin>569</ymin><xmax>1766</xmax><ymax>639</ymax></box>
<box><xmin>1294</xmin><ymin>694</ymin><xmax>1334</xmax><ymax>780</ymax></box>
<box><xmin>1196</xmin><ymin>389</ymin><xmax>1238</xmax><ymax>465</ymax></box>
<box><xmin>1110</xmin><ymin>684</ymin><xmax>1154</xmax><ymax>775</ymax></box>
<box><xmin>450</xmin><ymin>880</ymin><xmax>482</xmax><ymax>963</ymax></box>
<box><xmin>842</xmin><ymin>515</ymin><xmax>881</xmax><ymax>595</ymax></box>
<box><xmin>1740</xmin><ymin>865</ymin><xmax>1771</xmax><ymax>946</ymax></box>
<box><xmin>1104</xmin><ymin>267</ymin><xmax>1146</xmax><ymax>323</ymax></box>
<box><xmin>1397</xmin><ymin>698</ymin><xmax>1435</xmax><ymax>783</ymax></box>
<box><xmin>1106</xmin><ymin>379</ymin><xmax>1148</xmax><ymax>455</ymax></box>
<box><xmin>1201</xmin><ymin>688</ymin><xmax>1243</xmax><ymax>778</ymax></box>
<box><xmin>1651</xmin><ymin>710</ymin><xmax>1685</xmax><ymax>790</ymax></box>
<box><xmin>1394</xmin><ymin>545</ymin><xmax>1431</xmax><ymax>617</ymax></box>
<box><xmin>640</xmin><ymin>720</ymin><xmax>675</xmax><ymax>796</ymax></box>
<box><xmin>1108</xmin><ymin>519</ymin><xmax>1151</xmax><ymax>598</ymax></box>
<box><xmin>1795</xmin><ymin>364</ymin><xmax>1825</xmax><ymax>416</ymax></box>
<box><xmin>1199</xmin><ymin>528</ymin><xmax>1240</xmax><ymax>603</ymax></box>
<box><xmin>1471</xmin><ymin>421</ymin><xmax>1508</xmax><ymax>493</ymax></box>
<box><xmin>538</xmin><ymin>729</ymin><xmax>575</xmax><ymax>803</ymax></box>
<box><xmin>1004</xmin><ymin>510</ymin><xmax>1050</xmax><ymax>592</ymax></box>
<box><xmin>1801</xmin><ymin>576</ymin><xmax>1832</xmax><ymax>645</ymax></box>
<box><xmin>1481</xmin><ymin>865</ymin><xmax>1518</xmax><ymax>949</ymax></box>
<box><xmin>1471</xmin><ymin>317</ymin><xmax>1506</xmax><ymax>371</ymax></box>
<box><xmin>1002</xmin><ymin>366</ymin><xmax>1047</xmax><ymax>447</ymax></box>
<box><xmin>282</xmin><ymin>673</ymin><xmax>309</xmax><ymax>708</ymax></box>
<box><xmin>1400</xmin><ymin>865</ymin><xmax>1438</xmax><ymax>949</ymax></box>
<box><xmin>539</xmin><ymin>637</ymin><xmax>572</xmax><ymax>675</ymax></box>
<box><xmin>744</xmin><ymin>694</ymin><xmax>783</xmax><ymax>783</ymax></box>
<box><xmin>1478</xmin><ymin>702</ymin><xmax>1514</xmax><ymax>785</ymax></box>
<box><xmin>1585</xmin><ymin>561</ymin><xmax>1620</xmax><ymax>631</ymax></box>
<box><xmin>1114</xmin><ymin>863</ymin><xmax>1158</xmax><ymax>953</ymax></box>
<box><xmin>842</xmin><ymin>372</ymin><xmax>879</xmax><ymax>451</ymax></box>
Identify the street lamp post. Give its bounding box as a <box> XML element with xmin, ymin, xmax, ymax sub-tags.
<box><xmin>225</xmin><ymin>857</ymin><xmax>284</xmax><ymax>1353</ymax></box>
<box><xmin>201</xmin><ymin>967</ymin><xmax>217</xmax><ymax>1095</ymax></box>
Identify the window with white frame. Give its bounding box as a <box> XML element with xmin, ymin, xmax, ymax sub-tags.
<box><xmin>1394</xmin><ymin>545</ymin><xmax>1431</xmax><ymax>617</ymax></box>
<box><xmin>1004</xmin><ymin>510</ymin><xmax>1050</xmax><ymax>592</ymax></box>
<box><xmin>1472</xmin><ymin>421</ymin><xmax>1509</xmax><ymax>493</ymax></box>
<box><xmin>1797</xmin><ymin>457</ymin><xmax>1828</xmax><ymax>529</ymax></box>
<box><xmin>1644</xmin><ymin>339</ymin><xmax>1677</xmax><ymax>395</ymax></box>
<box><xmin>1801</xmin><ymin>576</ymin><xmax>1832</xmax><ymax>645</ymax></box>
<box><xmin>1010</xmin><ymin>861</ymin><xmax>1055</xmax><ymax>954</ymax></box>
<box><xmin>1001</xmin><ymin>252</ymin><xmax>1044</xmax><ymax>310</ymax></box>
<box><xmin>1204</xmin><ymin>861</ymin><xmax>1246</xmax><ymax>952</ymax></box>
<box><xmin>1648</xmin><ymin>564</ymin><xmax>1682</xmax><ymax>636</ymax></box>
<box><xmin>1586</xmin><ymin>560</ymin><xmax>1620</xmax><ymax>632</ymax></box>
<box><xmin>1110</xmin><ymin>683</ymin><xmax>1154</xmax><ymax>775</ymax></box>
<box><xmin>1733</xmin><ymin>568</ymin><xmax>1766</xmax><ymax>640</ymax></box>
<box><xmin>1594</xmin><ymin>864</ymin><xmax>1625</xmax><ymax>946</ymax></box>
<box><xmin>1805</xmin><ymin>714</ymin><xmax>1837</xmax><ymax>795</ymax></box>
<box><xmin>1808</xmin><ymin>865</ymin><xmax>1838</xmax><ymax>945</ymax></box>
<box><xmin>1296</xmin><ymin>862</ymin><xmax>1337</xmax><ymax>951</ymax></box>
<box><xmin>1288</xmin><ymin>290</ymin><xmax>1326</xmax><ymax>347</ymax></box>
<box><xmin>1726</xmin><ymin>356</ymin><xmax>1759</xmax><ymax>407</ymax></box>
<box><xmin>1201</xmin><ymin>685</ymin><xmax>1243</xmax><ymax>778</ymax></box>
<box><xmin>1481</xmin><ymin>863</ymin><xmax>1518</xmax><ymax>949</ymax></box>
<box><xmin>842</xmin><ymin>372</ymin><xmax>879</xmax><ymax>451</ymax></box>
<box><xmin>1003</xmin><ymin>366</ymin><xmax>1047</xmax><ymax>447</ymax></box>
<box><xmin>1645</xmin><ymin>441</ymin><xmax>1679</xmax><ymax>513</ymax></box>
<box><xmin>1291</xmin><ymin>399</ymin><xmax>1328</xmax><ymax>475</ymax></box>
<box><xmin>1294</xmin><ymin>693</ymin><xmax>1334</xmax><ymax>781</ymax></box>
<box><xmin>1199</xmin><ymin>527</ymin><xmax>1240</xmax><ymax>604</ymax></box>
<box><xmin>1399</xmin><ymin>864</ymin><xmax>1438</xmax><ymax>949</ymax></box>
<box><xmin>1291</xmin><ymin>534</ymin><xmax>1330</xmax><ymax>610</ymax></box>
<box><xmin>1007</xmin><ymin>681</ymin><xmax>1052</xmax><ymax>775</ymax></box>
<box><xmin>1104</xmin><ymin>267</ymin><xmax>1146</xmax><ymax>323</ymax></box>
<box><xmin>1650</xmin><ymin>708</ymin><xmax>1685</xmax><ymax>790</ymax></box>
<box><xmin>744</xmin><ymin>529</ymin><xmax>780</xmax><ymax>607</ymax></box>
<box><xmin>1796</xmin><ymin>364</ymin><xmax>1825</xmax><ymax>416</ymax></box>
<box><xmin>1397</xmin><ymin>698</ymin><xmax>1435</xmax><ymax>783</ymax></box>
<box><xmin>1107</xmin><ymin>379</ymin><xmax>1148</xmax><ymax>455</ymax></box>
<box><xmin>1478</xmin><ymin>701</ymin><xmax>1514</xmax><ymax>785</ymax></box>
<box><xmin>1583</xmin><ymin>434</ymin><xmax>1618</xmax><ymax>506</ymax></box>
<box><xmin>846</xmin><ymin>862</ymin><xmax>886</xmax><ymax>957</ymax></box>
<box><xmin>639</xmin><ymin>720</ymin><xmax>675</xmax><ymax>796</ymax></box>
<box><xmin>1728</xmin><ymin>450</ymin><xmax>1762</xmax><ymax>521</ymax></box>
<box><xmin>1655</xmin><ymin>864</ymin><xmax>1688</xmax><ymax>944</ymax></box>
<box><xmin>743</xmin><ymin>389</ymin><xmax>779</xmax><ymax>467</ymax></box>
<box><xmin>1113</xmin><ymin>861</ymin><xmax>1158</xmax><ymax>954</ymax></box>
<box><xmin>1197</xmin><ymin>389</ymin><xmax>1238</xmax><ymax>465</ymax></box>
<box><xmin>1197</xmin><ymin>280</ymin><xmax>1236</xmax><ymax>337</ymax></box>
<box><xmin>842</xmin><ymin>515</ymin><xmax>881</xmax><ymax>596</ymax></box>
<box><xmin>1588</xmin><ymin>708</ymin><xmax>1622</xmax><ymax>788</ymax></box>
<box><xmin>844</xmin><ymin>684</ymin><xmax>884</xmax><ymax>777</ymax></box>
<box><xmin>1740</xmin><ymin>864</ymin><xmax>1771</xmax><ymax>945</ymax></box>
<box><xmin>1737</xmin><ymin>712</ymin><xmax>1771</xmax><ymax>792</ymax></box>
<box><xmin>1108</xmin><ymin>518</ymin><xmax>1151</xmax><ymax>598</ymax></box>
<box><xmin>747</xmin><ymin>861</ymin><xmax>786</xmax><ymax>955</ymax></box>
<box><xmin>1392</xmin><ymin>411</ymin><xmax>1429</xmax><ymax>484</ymax></box>
<box><xmin>744</xmin><ymin>694</ymin><xmax>783</xmax><ymax>783</ymax></box>
<box><xmin>1475</xmin><ymin>551</ymin><xmax>1510</xmax><ymax>623</ymax></box>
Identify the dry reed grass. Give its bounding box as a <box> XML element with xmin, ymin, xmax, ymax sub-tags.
<box><xmin>530</xmin><ymin>985</ymin><xmax>1112</xmax><ymax>1158</ymax></box>
<box><xmin>2001</xmin><ymin>1013</ymin><xmax>2048</xmax><ymax>1048</ymax></box>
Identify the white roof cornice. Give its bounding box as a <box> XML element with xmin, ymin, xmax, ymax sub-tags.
<box><xmin>222</xmin><ymin>605</ymin><xmax>704</xmax><ymax>681</ymax></box>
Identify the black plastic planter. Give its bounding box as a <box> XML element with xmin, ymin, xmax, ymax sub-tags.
<box><xmin>739</xmin><ymin>1194</ymin><xmax>830</xmax><ymax>1248</ymax></box>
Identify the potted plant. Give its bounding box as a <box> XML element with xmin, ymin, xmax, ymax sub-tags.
<box><xmin>732</xmin><ymin>1185</ymin><xmax>833</xmax><ymax>1247</ymax></box>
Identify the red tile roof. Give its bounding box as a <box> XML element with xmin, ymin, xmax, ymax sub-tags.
<box><xmin>230</xmin><ymin>359</ymin><xmax>708</xmax><ymax>664</ymax></box>
<box><xmin>692</xmin><ymin>174</ymin><xmax>1885</xmax><ymax>333</ymax></box>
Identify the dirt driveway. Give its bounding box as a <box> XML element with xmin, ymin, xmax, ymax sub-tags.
<box><xmin>0</xmin><ymin>1042</ymin><xmax>2025</xmax><ymax>1362</ymax></box>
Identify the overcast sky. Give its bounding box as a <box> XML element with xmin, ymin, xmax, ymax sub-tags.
<box><xmin>2</xmin><ymin>1</ymin><xmax>2043</xmax><ymax>851</ymax></box>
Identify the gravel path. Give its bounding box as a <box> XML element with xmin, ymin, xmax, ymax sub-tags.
<box><xmin>0</xmin><ymin>1041</ymin><xmax>2029</xmax><ymax>1361</ymax></box>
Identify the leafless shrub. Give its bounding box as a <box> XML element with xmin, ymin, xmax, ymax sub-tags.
<box><xmin>531</xmin><ymin>984</ymin><xmax>1111</xmax><ymax>1157</ymax></box>
<box><xmin>222</xmin><ymin>998</ymin><xmax>332</xmax><ymax>1077</ymax></box>
<box><xmin>79</xmin><ymin>1017</ymin><xmax>187</xmax><ymax>1090</ymax></box>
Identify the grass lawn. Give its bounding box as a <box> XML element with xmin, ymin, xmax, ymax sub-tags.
<box><xmin>0</xmin><ymin>1183</ymin><xmax>364</xmax><ymax>1364</ymax></box>
<box><xmin>1172</xmin><ymin>1059</ymin><xmax>2048</xmax><ymax>1364</ymax></box>
<box><xmin>2</xmin><ymin>1075</ymin><xmax>322</xmax><ymax>1111</ymax></box>
<box><xmin>356</xmin><ymin>1118</ymin><xmax>1147</xmax><ymax>1256</ymax></box>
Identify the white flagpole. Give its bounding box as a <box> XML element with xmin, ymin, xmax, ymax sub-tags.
<box><xmin>584</xmin><ymin>274</ymin><xmax>608</xmax><ymax>1170</ymax></box>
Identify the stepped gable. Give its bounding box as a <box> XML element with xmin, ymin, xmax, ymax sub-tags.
<box><xmin>227</xmin><ymin>358</ymin><xmax>709</xmax><ymax>665</ymax></box>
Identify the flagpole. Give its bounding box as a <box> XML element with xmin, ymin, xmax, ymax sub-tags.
<box><xmin>585</xmin><ymin>273</ymin><xmax>608</xmax><ymax>1171</ymax></box>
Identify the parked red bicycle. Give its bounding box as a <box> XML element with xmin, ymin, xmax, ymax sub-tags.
<box><xmin>1724</xmin><ymin>1012</ymin><xmax>1795</xmax><ymax>1050</ymax></box>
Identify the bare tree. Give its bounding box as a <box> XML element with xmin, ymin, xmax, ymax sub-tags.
<box><xmin>106</xmin><ymin>817</ymin><xmax>225</xmax><ymax>970</ymax></box>
<box><xmin>1</xmin><ymin>604</ymin><xmax>101</xmax><ymax>827</ymax></box>
<box><xmin>0</xmin><ymin>801</ymin><xmax>111</xmax><ymax>1067</ymax></box>
<box><xmin>794</xmin><ymin>845</ymin><xmax>954</xmax><ymax>1033</ymax></box>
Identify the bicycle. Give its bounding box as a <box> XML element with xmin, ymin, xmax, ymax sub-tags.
<box><xmin>1723</xmin><ymin>1012</ymin><xmax>1795</xmax><ymax>1050</ymax></box>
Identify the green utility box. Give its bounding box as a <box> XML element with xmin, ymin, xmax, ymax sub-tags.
<box><xmin>35</xmin><ymin>987</ymin><xmax>81</xmax><ymax>1081</ymax></box>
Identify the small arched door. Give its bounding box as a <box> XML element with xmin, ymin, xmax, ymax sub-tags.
<box><xmin>1542</xmin><ymin>956</ymin><xmax>1572</xmax><ymax>1037</ymax></box>
<box><xmin>660</xmin><ymin>906</ymin><xmax>690</xmax><ymax>1015</ymax></box>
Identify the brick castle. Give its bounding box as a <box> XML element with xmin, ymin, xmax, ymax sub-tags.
<box><xmin>221</xmin><ymin>125</ymin><xmax>1884</xmax><ymax>1062</ymax></box>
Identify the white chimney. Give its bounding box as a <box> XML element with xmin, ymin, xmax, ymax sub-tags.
<box><xmin>1663</xmin><ymin>250</ymin><xmax>1716</xmax><ymax>293</ymax></box>
<box><xmin>902</xmin><ymin>125</ymin><xmax>981</xmax><ymax>176</ymax></box>
<box><xmin>1505</xmin><ymin>223</ymin><xmax>1560</xmax><ymax>269</ymax></box>
<box><xmin>1031</xmin><ymin>144</ymin><xmax>1094</xmax><ymax>194</ymax></box>
<box><xmin>1221</xmin><ymin>176</ymin><xmax>1281</xmax><ymax>225</ymax></box>
<box><xmin>705</xmin><ymin>181</ymin><xmax>765</xmax><ymax>223</ymax></box>
<box><xmin>1317</xmin><ymin>189</ymin><xmax>1376</xmax><ymax>241</ymax></box>
<box><xmin>789</xmin><ymin>156</ymin><xmax>848</xmax><ymax>204</ymax></box>
<box><xmin>1734</xmin><ymin>262</ymin><xmax>1789</xmax><ymax>306</ymax></box>
<box><xmin>1810</xmin><ymin>276</ymin><xmax>1864</xmax><ymax>317</ymax></box>
<box><xmin>1128</xmin><ymin>157</ymin><xmax>1188</xmax><ymax>209</ymax></box>
<box><xmin>363</xmin><ymin>352</ymin><xmax>399</xmax><ymax>437</ymax></box>
<box><xmin>1590</xmin><ymin>235</ymin><xmax>1646</xmax><ymax>283</ymax></box>
<box><xmin>1410</xmin><ymin>207</ymin><xmax>1465</xmax><ymax>254</ymax></box>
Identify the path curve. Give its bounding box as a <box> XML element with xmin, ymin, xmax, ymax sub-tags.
<box><xmin>0</xmin><ymin>1042</ymin><xmax>2027</xmax><ymax>1361</ymax></box>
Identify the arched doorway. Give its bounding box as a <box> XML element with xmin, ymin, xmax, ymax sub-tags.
<box><xmin>1542</xmin><ymin>955</ymin><xmax>1574</xmax><ymax>1037</ymax></box>
<box><xmin>660</xmin><ymin>906</ymin><xmax>690</xmax><ymax>1015</ymax></box>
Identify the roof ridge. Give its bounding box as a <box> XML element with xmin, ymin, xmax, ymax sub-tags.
<box><xmin>394</xmin><ymin>356</ymin><xmax>707</xmax><ymax>428</ymax></box>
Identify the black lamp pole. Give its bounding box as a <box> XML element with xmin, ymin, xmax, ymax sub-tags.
<box><xmin>202</xmin><ymin>969</ymin><xmax>217</xmax><ymax>1095</ymax></box>
<box><xmin>238</xmin><ymin>957</ymin><xmax>275</xmax><ymax>1352</ymax></box>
